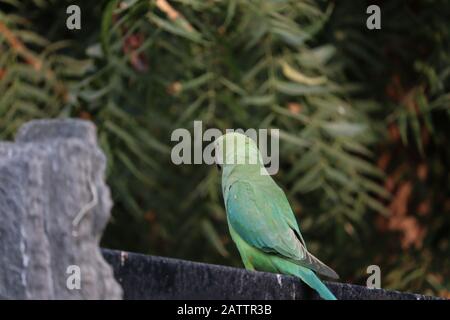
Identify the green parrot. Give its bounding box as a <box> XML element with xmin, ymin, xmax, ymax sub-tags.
<box><xmin>214</xmin><ymin>132</ymin><xmax>339</xmax><ymax>300</ymax></box>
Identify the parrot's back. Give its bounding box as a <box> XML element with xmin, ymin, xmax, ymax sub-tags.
<box><xmin>222</xmin><ymin>165</ymin><xmax>338</xmax><ymax>300</ymax></box>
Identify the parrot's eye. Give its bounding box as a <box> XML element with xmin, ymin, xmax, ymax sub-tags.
<box><xmin>216</xmin><ymin>163</ymin><xmax>222</xmax><ymax>171</ymax></box>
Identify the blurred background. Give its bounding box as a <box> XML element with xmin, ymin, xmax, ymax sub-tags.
<box><xmin>0</xmin><ymin>0</ymin><xmax>449</xmax><ymax>297</ymax></box>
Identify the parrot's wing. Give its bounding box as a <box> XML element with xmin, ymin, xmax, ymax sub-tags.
<box><xmin>271</xmin><ymin>183</ymin><xmax>308</xmax><ymax>249</ymax></box>
<box><xmin>226</xmin><ymin>180</ymin><xmax>339</xmax><ymax>279</ymax></box>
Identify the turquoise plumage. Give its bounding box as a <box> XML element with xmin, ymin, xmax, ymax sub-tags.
<box><xmin>215</xmin><ymin>132</ymin><xmax>339</xmax><ymax>300</ymax></box>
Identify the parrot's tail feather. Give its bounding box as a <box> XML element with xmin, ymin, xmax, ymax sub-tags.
<box><xmin>295</xmin><ymin>267</ymin><xmax>337</xmax><ymax>300</ymax></box>
<box><xmin>274</xmin><ymin>258</ymin><xmax>337</xmax><ymax>300</ymax></box>
<box><xmin>300</xmin><ymin>250</ymin><xmax>340</xmax><ymax>280</ymax></box>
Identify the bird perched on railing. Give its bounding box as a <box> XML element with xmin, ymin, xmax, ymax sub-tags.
<box><xmin>214</xmin><ymin>132</ymin><xmax>339</xmax><ymax>300</ymax></box>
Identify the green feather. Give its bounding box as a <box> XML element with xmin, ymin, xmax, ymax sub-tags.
<box><xmin>216</xmin><ymin>132</ymin><xmax>339</xmax><ymax>300</ymax></box>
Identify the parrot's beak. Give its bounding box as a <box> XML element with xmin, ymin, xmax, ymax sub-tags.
<box><xmin>213</xmin><ymin>138</ymin><xmax>224</xmax><ymax>169</ymax></box>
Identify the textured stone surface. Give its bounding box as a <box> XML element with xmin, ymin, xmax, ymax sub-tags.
<box><xmin>0</xmin><ymin>119</ymin><xmax>122</xmax><ymax>299</ymax></box>
<box><xmin>102</xmin><ymin>249</ymin><xmax>441</xmax><ymax>300</ymax></box>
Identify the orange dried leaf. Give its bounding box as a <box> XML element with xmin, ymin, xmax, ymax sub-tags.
<box><xmin>377</xmin><ymin>152</ymin><xmax>391</xmax><ymax>171</ymax></box>
<box><xmin>167</xmin><ymin>81</ymin><xmax>182</xmax><ymax>95</ymax></box>
<box><xmin>417</xmin><ymin>163</ymin><xmax>428</xmax><ymax>181</ymax></box>
<box><xmin>79</xmin><ymin>111</ymin><xmax>92</xmax><ymax>120</ymax></box>
<box><xmin>288</xmin><ymin>102</ymin><xmax>302</xmax><ymax>114</ymax></box>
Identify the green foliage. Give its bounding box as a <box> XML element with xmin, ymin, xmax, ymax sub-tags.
<box><xmin>0</xmin><ymin>0</ymin><xmax>448</xmax><ymax>297</ymax></box>
<box><xmin>0</xmin><ymin>0</ymin><xmax>86</xmax><ymax>138</ymax></box>
<box><xmin>85</xmin><ymin>0</ymin><xmax>387</xmax><ymax>264</ymax></box>
<box><xmin>326</xmin><ymin>0</ymin><xmax>450</xmax><ymax>295</ymax></box>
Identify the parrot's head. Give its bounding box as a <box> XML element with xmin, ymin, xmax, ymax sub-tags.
<box><xmin>213</xmin><ymin>132</ymin><xmax>263</xmax><ymax>172</ymax></box>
